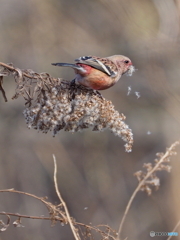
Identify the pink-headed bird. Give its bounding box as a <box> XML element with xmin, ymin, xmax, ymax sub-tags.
<box><xmin>52</xmin><ymin>55</ymin><xmax>135</xmax><ymax>90</ymax></box>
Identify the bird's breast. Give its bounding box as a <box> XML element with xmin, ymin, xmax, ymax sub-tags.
<box><xmin>76</xmin><ymin>71</ymin><xmax>116</xmax><ymax>90</ymax></box>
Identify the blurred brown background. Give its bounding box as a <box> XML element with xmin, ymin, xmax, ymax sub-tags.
<box><xmin>0</xmin><ymin>0</ymin><xmax>180</xmax><ymax>239</ymax></box>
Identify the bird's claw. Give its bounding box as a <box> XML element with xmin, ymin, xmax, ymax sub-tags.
<box><xmin>93</xmin><ymin>90</ymin><xmax>103</xmax><ymax>100</ymax></box>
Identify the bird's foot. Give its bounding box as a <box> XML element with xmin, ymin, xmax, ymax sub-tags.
<box><xmin>93</xmin><ymin>90</ymin><xmax>103</xmax><ymax>100</ymax></box>
<box><xmin>70</xmin><ymin>78</ymin><xmax>76</xmax><ymax>87</ymax></box>
<box><xmin>69</xmin><ymin>79</ymin><xmax>77</xmax><ymax>100</ymax></box>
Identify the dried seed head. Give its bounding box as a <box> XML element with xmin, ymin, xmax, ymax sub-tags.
<box><xmin>23</xmin><ymin>81</ymin><xmax>133</xmax><ymax>152</ymax></box>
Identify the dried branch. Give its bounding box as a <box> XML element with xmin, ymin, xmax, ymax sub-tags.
<box><xmin>0</xmin><ymin>62</ymin><xmax>133</xmax><ymax>152</ymax></box>
<box><xmin>0</xmin><ymin>76</ymin><xmax>7</xmax><ymax>102</ymax></box>
<box><xmin>0</xmin><ymin>211</ymin><xmax>55</xmax><ymax>221</ymax></box>
<box><xmin>53</xmin><ymin>154</ymin><xmax>80</xmax><ymax>240</ymax></box>
<box><xmin>0</xmin><ymin>188</ymin><xmax>67</xmax><ymax>223</ymax></box>
<box><xmin>117</xmin><ymin>140</ymin><xmax>180</xmax><ymax>240</ymax></box>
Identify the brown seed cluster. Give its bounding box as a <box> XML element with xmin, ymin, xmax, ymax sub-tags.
<box><xmin>134</xmin><ymin>141</ymin><xmax>179</xmax><ymax>195</ymax></box>
<box><xmin>23</xmin><ymin>81</ymin><xmax>133</xmax><ymax>152</ymax></box>
<box><xmin>0</xmin><ymin>63</ymin><xmax>133</xmax><ymax>152</ymax></box>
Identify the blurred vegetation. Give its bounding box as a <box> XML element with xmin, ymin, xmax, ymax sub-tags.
<box><xmin>0</xmin><ymin>0</ymin><xmax>180</xmax><ymax>239</ymax></box>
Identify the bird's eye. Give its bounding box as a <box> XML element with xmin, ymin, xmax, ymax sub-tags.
<box><xmin>124</xmin><ymin>60</ymin><xmax>129</xmax><ymax>64</ymax></box>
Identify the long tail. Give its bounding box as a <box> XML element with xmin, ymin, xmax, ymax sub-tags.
<box><xmin>52</xmin><ymin>63</ymin><xmax>80</xmax><ymax>70</ymax></box>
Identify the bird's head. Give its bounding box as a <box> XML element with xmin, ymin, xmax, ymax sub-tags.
<box><xmin>109</xmin><ymin>55</ymin><xmax>135</xmax><ymax>76</ymax></box>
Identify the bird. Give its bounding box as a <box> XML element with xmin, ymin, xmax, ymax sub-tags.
<box><xmin>52</xmin><ymin>55</ymin><xmax>135</xmax><ymax>90</ymax></box>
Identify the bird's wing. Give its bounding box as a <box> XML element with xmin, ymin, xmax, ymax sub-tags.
<box><xmin>75</xmin><ymin>56</ymin><xmax>118</xmax><ymax>77</ymax></box>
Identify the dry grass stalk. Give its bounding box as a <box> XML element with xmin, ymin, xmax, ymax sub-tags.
<box><xmin>53</xmin><ymin>154</ymin><xmax>81</xmax><ymax>240</ymax></box>
<box><xmin>118</xmin><ymin>140</ymin><xmax>180</xmax><ymax>240</ymax></box>
<box><xmin>0</xmin><ymin>62</ymin><xmax>133</xmax><ymax>152</ymax></box>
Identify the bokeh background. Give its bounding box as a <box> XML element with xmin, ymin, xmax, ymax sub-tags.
<box><xmin>0</xmin><ymin>0</ymin><xmax>180</xmax><ymax>239</ymax></box>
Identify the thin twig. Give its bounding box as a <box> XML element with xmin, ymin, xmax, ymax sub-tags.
<box><xmin>117</xmin><ymin>141</ymin><xmax>179</xmax><ymax>240</ymax></box>
<box><xmin>167</xmin><ymin>220</ymin><xmax>180</xmax><ymax>240</ymax></box>
<box><xmin>0</xmin><ymin>189</ymin><xmax>47</xmax><ymax>203</ymax></box>
<box><xmin>0</xmin><ymin>188</ymin><xmax>66</xmax><ymax>220</ymax></box>
<box><xmin>0</xmin><ymin>211</ymin><xmax>115</xmax><ymax>239</ymax></box>
<box><xmin>0</xmin><ymin>212</ymin><xmax>54</xmax><ymax>221</ymax></box>
<box><xmin>0</xmin><ymin>62</ymin><xmax>38</xmax><ymax>79</ymax></box>
<box><xmin>53</xmin><ymin>154</ymin><xmax>80</xmax><ymax>240</ymax></box>
<box><xmin>0</xmin><ymin>189</ymin><xmax>116</xmax><ymax>239</ymax></box>
<box><xmin>75</xmin><ymin>222</ymin><xmax>116</xmax><ymax>240</ymax></box>
<box><xmin>0</xmin><ymin>76</ymin><xmax>8</xmax><ymax>102</ymax></box>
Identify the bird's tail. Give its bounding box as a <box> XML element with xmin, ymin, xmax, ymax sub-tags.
<box><xmin>51</xmin><ymin>62</ymin><xmax>87</xmax><ymax>73</ymax></box>
<box><xmin>52</xmin><ymin>63</ymin><xmax>80</xmax><ymax>69</ymax></box>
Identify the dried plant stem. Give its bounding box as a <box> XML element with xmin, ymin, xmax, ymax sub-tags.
<box><xmin>0</xmin><ymin>212</ymin><xmax>52</xmax><ymax>220</ymax></box>
<box><xmin>117</xmin><ymin>141</ymin><xmax>180</xmax><ymax>240</ymax></box>
<box><xmin>0</xmin><ymin>184</ymin><xmax>116</xmax><ymax>238</ymax></box>
<box><xmin>0</xmin><ymin>62</ymin><xmax>38</xmax><ymax>79</ymax></box>
<box><xmin>0</xmin><ymin>188</ymin><xmax>66</xmax><ymax>220</ymax></box>
<box><xmin>0</xmin><ymin>76</ymin><xmax>7</xmax><ymax>102</ymax></box>
<box><xmin>0</xmin><ymin>212</ymin><xmax>116</xmax><ymax>240</ymax></box>
<box><xmin>0</xmin><ymin>188</ymin><xmax>48</xmax><ymax>203</ymax></box>
<box><xmin>167</xmin><ymin>220</ymin><xmax>180</xmax><ymax>240</ymax></box>
<box><xmin>0</xmin><ymin>211</ymin><xmax>112</xmax><ymax>236</ymax></box>
<box><xmin>53</xmin><ymin>154</ymin><xmax>80</xmax><ymax>240</ymax></box>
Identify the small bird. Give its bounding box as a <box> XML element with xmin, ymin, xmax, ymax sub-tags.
<box><xmin>52</xmin><ymin>55</ymin><xmax>135</xmax><ymax>90</ymax></box>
